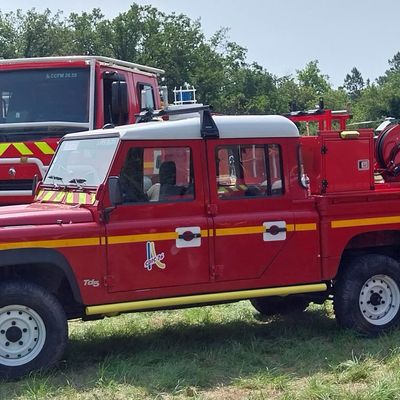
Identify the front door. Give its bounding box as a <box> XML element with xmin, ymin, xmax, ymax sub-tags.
<box><xmin>105</xmin><ymin>141</ymin><xmax>210</xmax><ymax>292</ymax></box>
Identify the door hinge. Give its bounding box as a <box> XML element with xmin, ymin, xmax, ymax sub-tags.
<box><xmin>103</xmin><ymin>275</ymin><xmax>115</xmax><ymax>288</ymax></box>
<box><xmin>211</xmin><ymin>264</ymin><xmax>223</xmax><ymax>280</ymax></box>
<box><xmin>321</xmin><ymin>179</ymin><xmax>328</xmax><ymax>193</ymax></box>
<box><xmin>207</xmin><ymin>203</ymin><xmax>218</xmax><ymax>216</ymax></box>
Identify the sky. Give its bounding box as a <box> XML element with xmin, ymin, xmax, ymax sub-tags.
<box><xmin>1</xmin><ymin>0</ymin><xmax>399</xmax><ymax>87</ymax></box>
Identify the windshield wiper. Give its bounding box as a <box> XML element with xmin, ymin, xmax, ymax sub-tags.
<box><xmin>48</xmin><ymin>175</ymin><xmax>63</xmax><ymax>181</ymax></box>
<box><xmin>47</xmin><ymin>175</ymin><xmax>65</xmax><ymax>188</ymax></box>
<box><xmin>68</xmin><ymin>178</ymin><xmax>86</xmax><ymax>189</ymax></box>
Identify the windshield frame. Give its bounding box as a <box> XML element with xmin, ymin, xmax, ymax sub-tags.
<box><xmin>43</xmin><ymin>135</ymin><xmax>120</xmax><ymax>189</ymax></box>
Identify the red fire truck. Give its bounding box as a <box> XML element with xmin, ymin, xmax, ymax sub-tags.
<box><xmin>0</xmin><ymin>56</ymin><xmax>164</xmax><ymax>205</ymax></box>
<box><xmin>2</xmin><ymin>105</ymin><xmax>400</xmax><ymax>378</ymax></box>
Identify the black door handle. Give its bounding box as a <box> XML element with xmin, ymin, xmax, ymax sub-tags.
<box><xmin>265</xmin><ymin>225</ymin><xmax>286</xmax><ymax>235</ymax></box>
<box><xmin>178</xmin><ymin>231</ymin><xmax>201</xmax><ymax>241</ymax></box>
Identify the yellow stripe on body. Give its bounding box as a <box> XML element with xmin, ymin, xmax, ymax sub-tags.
<box><xmin>66</xmin><ymin>193</ymin><xmax>74</xmax><ymax>203</ymax></box>
<box><xmin>79</xmin><ymin>193</ymin><xmax>87</xmax><ymax>204</ymax></box>
<box><xmin>89</xmin><ymin>193</ymin><xmax>96</xmax><ymax>204</ymax></box>
<box><xmin>215</xmin><ymin>223</ymin><xmax>316</xmax><ymax>237</ymax></box>
<box><xmin>0</xmin><ymin>237</ymin><xmax>100</xmax><ymax>251</ymax></box>
<box><xmin>13</xmin><ymin>143</ymin><xmax>33</xmax><ymax>155</ymax></box>
<box><xmin>216</xmin><ymin>226</ymin><xmax>264</xmax><ymax>236</ymax></box>
<box><xmin>0</xmin><ymin>143</ymin><xmax>10</xmax><ymax>156</ymax></box>
<box><xmin>108</xmin><ymin>231</ymin><xmax>179</xmax><ymax>245</ymax></box>
<box><xmin>34</xmin><ymin>142</ymin><xmax>55</xmax><ymax>155</ymax></box>
<box><xmin>42</xmin><ymin>191</ymin><xmax>54</xmax><ymax>201</ymax></box>
<box><xmin>54</xmin><ymin>191</ymin><xmax>65</xmax><ymax>202</ymax></box>
<box><xmin>0</xmin><ymin>221</ymin><xmax>315</xmax><ymax>254</ymax></box>
<box><xmin>286</xmin><ymin>224</ymin><xmax>295</xmax><ymax>232</ymax></box>
<box><xmin>85</xmin><ymin>283</ymin><xmax>327</xmax><ymax>315</ymax></box>
<box><xmin>35</xmin><ymin>190</ymin><xmax>44</xmax><ymax>200</ymax></box>
<box><xmin>331</xmin><ymin>215</ymin><xmax>400</xmax><ymax>229</ymax></box>
<box><xmin>295</xmin><ymin>223</ymin><xmax>317</xmax><ymax>231</ymax></box>
<box><xmin>107</xmin><ymin>229</ymin><xmax>209</xmax><ymax>246</ymax></box>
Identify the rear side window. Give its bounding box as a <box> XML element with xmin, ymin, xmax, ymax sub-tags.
<box><xmin>215</xmin><ymin>144</ymin><xmax>283</xmax><ymax>199</ymax></box>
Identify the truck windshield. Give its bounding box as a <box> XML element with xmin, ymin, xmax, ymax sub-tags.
<box><xmin>44</xmin><ymin>137</ymin><xmax>119</xmax><ymax>187</ymax></box>
<box><xmin>0</xmin><ymin>67</ymin><xmax>89</xmax><ymax>124</ymax></box>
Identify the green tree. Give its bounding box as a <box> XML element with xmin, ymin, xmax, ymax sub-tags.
<box><xmin>343</xmin><ymin>67</ymin><xmax>364</xmax><ymax>100</ymax></box>
<box><xmin>297</xmin><ymin>60</ymin><xmax>331</xmax><ymax>95</ymax></box>
<box><xmin>68</xmin><ymin>9</ymin><xmax>111</xmax><ymax>56</ymax></box>
<box><xmin>0</xmin><ymin>4</ymin><xmax>353</xmax><ymax>117</ymax></box>
<box><xmin>0</xmin><ymin>11</ymin><xmax>18</xmax><ymax>58</ymax></box>
<box><xmin>15</xmin><ymin>9</ymin><xmax>69</xmax><ymax>57</ymax></box>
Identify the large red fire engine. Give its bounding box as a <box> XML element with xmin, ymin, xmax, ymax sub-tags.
<box><xmin>2</xmin><ymin>105</ymin><xmax>400</xmax><ymax>378</ymax></box>
<box><xmin>0</xmin><ymin>55</ymin><xmax>164</xmax><ymax>205</ymax></box>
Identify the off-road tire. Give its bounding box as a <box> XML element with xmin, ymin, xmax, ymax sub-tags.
<box><xmin>0</xmin><ymin>280</ymin><xmax>68</xmax><ymax>379</ymax></box>
<box><xmin>334</xmin><ymin>254</ymin><xmax>400</xmax><ymax>336</ymax></box>
<box><xmin>251</xmin><ymin>295</ymin><xmax>310</xmax><ymax>316</ymax></box>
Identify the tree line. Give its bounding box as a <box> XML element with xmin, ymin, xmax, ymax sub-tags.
<box><xmin>0</xmin><ymin>3</ymin><xmax>399</xmax><ymax>124</ymax></box>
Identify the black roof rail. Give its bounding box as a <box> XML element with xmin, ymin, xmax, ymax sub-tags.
<box><xmin>134</xmin><ymin>105</ymin><xmax>219</xmax><ymax>138</ymax></box>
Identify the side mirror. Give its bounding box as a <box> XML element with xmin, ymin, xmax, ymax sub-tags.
<box><xmin>111</xmin><ymin>81</ymin><xmax>128</xmax><ymax>115</ymax></box>
<box><xmin>108</xmin><ymin>176</ymin><xmax>123</xmax><ymax>206</ymax></box>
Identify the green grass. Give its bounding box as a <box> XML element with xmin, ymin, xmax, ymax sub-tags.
<box><xmin>3</xmin><ymin>301</ymin><xmax>400</xmax><ymax>399</ymax></box>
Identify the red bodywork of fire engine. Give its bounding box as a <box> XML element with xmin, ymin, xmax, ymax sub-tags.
<box><xmin>0</xmin><ymin>56</ymin><xmax>163</xmax><ymax>205</ymax></box>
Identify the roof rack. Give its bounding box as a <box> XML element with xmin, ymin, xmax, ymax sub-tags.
<box><xmin>0</xmin><ymin>55</ymin><xmax>165</xmax><ymax>75</ymax></box>
<box><xmin>135</xmin><ymin>105</ymin><xmax>219</xmax><ymax>138</ymax></box>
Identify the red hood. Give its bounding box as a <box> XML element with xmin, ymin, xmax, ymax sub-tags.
<box><xmin>0</xmin><ymin>203</ymin><xmax>94</xmax><ymax>227</ymax></box>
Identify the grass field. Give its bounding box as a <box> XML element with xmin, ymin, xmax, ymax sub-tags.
<box><xmin>3</xmin><ymin>301</ymin><xmax>400</xmax><ymax>399</ymax></box>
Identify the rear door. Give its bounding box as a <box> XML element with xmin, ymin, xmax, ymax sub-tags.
<box><xmin>105</xmin><ymin>140</ymin><xmax>211</xmax><ymax>292</ymax></box>
<box><xmin>207</xmin><ymin>137</ymin><xmax>321</xmax><ymax>286</ymax></box>
<box><xmin>207</xmin><ymin>138</ymin><xmax>296</xmax><ymax>283</ymax></box>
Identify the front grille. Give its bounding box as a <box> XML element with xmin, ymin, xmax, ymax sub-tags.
<box><xmin>0</xmin><ymin>180</ymin><xmax>33</xmax><ymax>191</ymax></box>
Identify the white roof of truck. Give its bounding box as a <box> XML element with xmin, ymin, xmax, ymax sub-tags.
<box><xmin>65</xmin><ymin>115</ymin><xmax>299</xmax><ymax>141</ymax></box>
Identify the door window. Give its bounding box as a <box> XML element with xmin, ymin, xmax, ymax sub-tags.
<box><xmin>119</xmin><ymin>146</ymin><xmax>194</xmax><ymax>203</ymax></box>
<box><xmin>215</xmin><ymin>144</ymin><xmax>283</xmax><ymax>199</ymax></box>
<box><xmin>103</xmin><ymin>72</ymin><xmax>128</xmax><ymax>126</ymax></box>
<box><xmin>138</xmin><ymin>84</ymin><xmax>155</xmax><ymax>110</ymax></box>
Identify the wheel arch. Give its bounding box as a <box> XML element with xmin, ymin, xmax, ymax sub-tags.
<box><xmin>336</xmin><ymin>230</ymin><xmax>400</xmax><ymax>279</ymax></box>
<box><xmin>0</xmin><ymin>248</ymin><xmax>82</xmax><ymax>317</ymax></box>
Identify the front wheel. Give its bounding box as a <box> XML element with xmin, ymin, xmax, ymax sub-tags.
<box><xmin>334</xmin><ymin>254</ymin><xmax>400</xmax><ymax>336</ymax></box>
<box><xmin>0</xmin><ymin>280</ymin><xmax>68</xmax><ymax>379</ymax></box>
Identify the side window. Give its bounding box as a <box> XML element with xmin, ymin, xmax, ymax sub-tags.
<box><xmin>138</xmin><ymin>83</ymin><xmax>155</xmax><ymax>110</ymax></box>
<box><xmin>119</xmin><ymin>146</ymin><xmax>194</xmax><ymax>203</ymax></box>
<box><xmin>215</xmin><ymin>144</ymin><xmax>283</xmax><ymax>199</ymax></box>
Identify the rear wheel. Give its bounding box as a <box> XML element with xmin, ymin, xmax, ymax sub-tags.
<box><xmin>0</xmin><ymin>281</ymin><xmax>68</xmax><ymax>379</ymax></box>
<box><xmin>334</xmin><ymin>254</ymin><xmax>400</xmax><ymax>335</ymax></box>
<box><xmin>251</xmin><ymin>295</ymin><xmax>310</xmax><ymax>316</ymax></box>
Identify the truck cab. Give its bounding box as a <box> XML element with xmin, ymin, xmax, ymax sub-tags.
<box><xmin>0</xmin><ymin>56</ymin><xmax>164</xmax><ymax>205</ymax></box>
